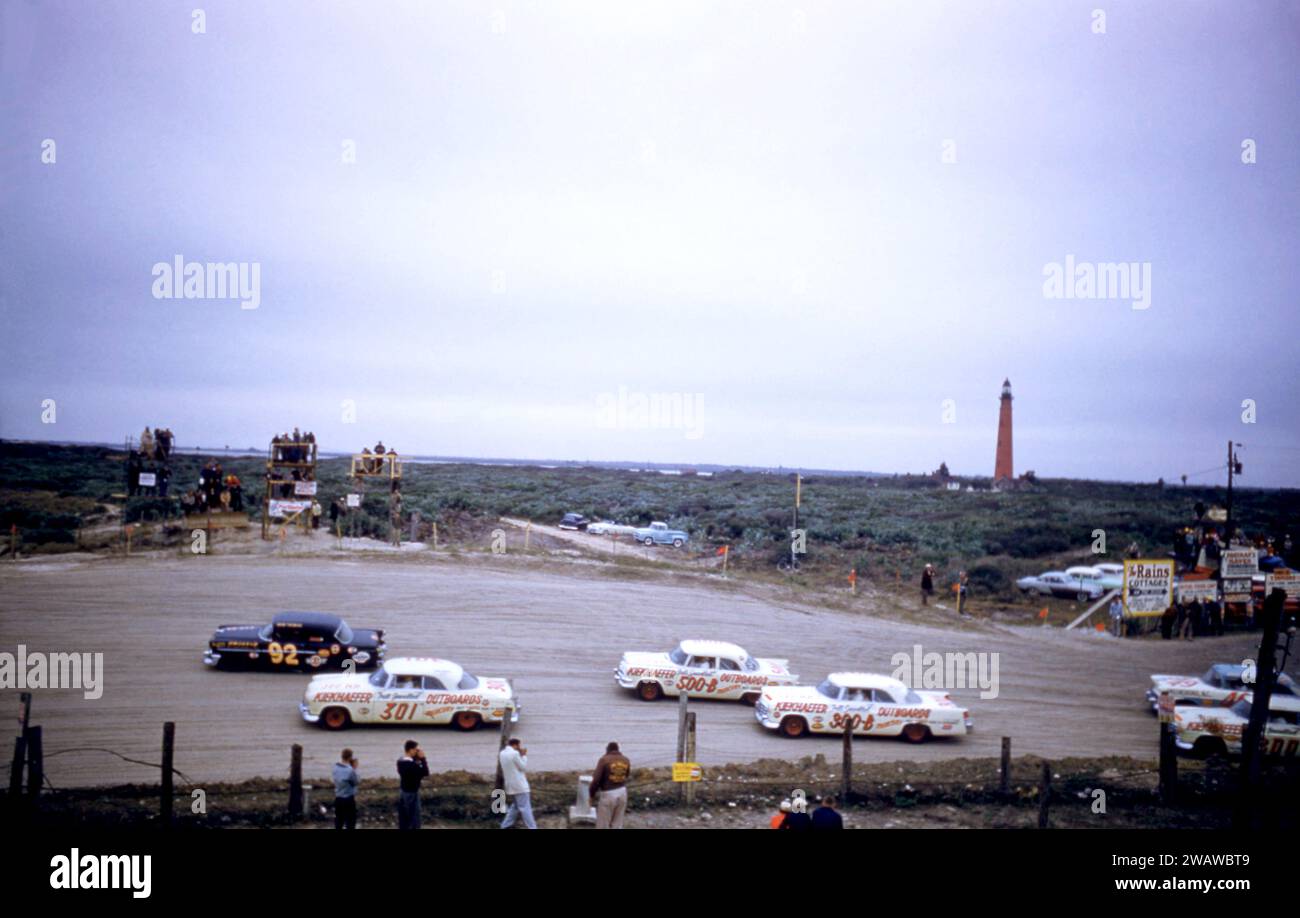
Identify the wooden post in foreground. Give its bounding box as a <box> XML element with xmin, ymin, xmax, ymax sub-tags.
<box><xmin>1158</xmin><ymin>722</ymin><xmax>1178</xmax><ymax>804</ymax></box>
<box><xmin>676</xmin><ymin>692</ymin><xmax>689</xmax><ymax>802</ymax></box>
<box><xmin>841</xmin><ymin>720</ymin><xmax>853</xmax><ymax>801</ymax></box>
<box><xmin>288</xmin><ymin>743</ymin><xmax>303</xmax><ymax>820</ymax></box>
<box><xmin>494</xmin><ymin>690</ymin><xmax>515</xmax><ymax>791</ymax></box>
<box><xmin>999</xmin><ymin>737</ymin><xmax>1011</xmax><ymax>795</ymax></box>
<box><xmin>684</xmin><ymin>712</ymin><xmax>697</xmax><ymax>806</ymax></box>
<box><xmin>160</xmin><ymin>722</ymin><xmax>175</xmax><ymax>825</ymax></box>
<box><xmin>1037</xmin><ymin>760</ymin><xmax>1051</xmax><ymax>828</ymax></box>
<box><xmin>26</xmin><ymin>726</ymin><xmax>43</xmax><ymax>801</ymax></box>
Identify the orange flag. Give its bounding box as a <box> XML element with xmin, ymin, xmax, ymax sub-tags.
<box><xmin>1038</xmin><ymin>607</ymin><xmax>1049</xmax><ymax>619</ymax></box>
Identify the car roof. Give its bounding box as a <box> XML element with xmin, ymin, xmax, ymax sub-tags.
<box><xmin>382</xmin><ymin>657</ymin><xmax>466</xmax><ymax>680</ymax></box>
<box><xmin>1265</xmin><ymin>695</ymin><xmax>1300</xmax><ymax>712</ymax></box>
<box><xmin>1206</xmin><ymin>663</ymin><xmax>1245</xmax><ymax>679</ymax></box>
<box><xmin>826</xmin><ymin>672</ymin><xmax>911</xmax><ymax>693</ymax></box>
<box><xmin>273</xmin><ymin>611</ymin><xmax>343</xmax><ymax>629</ymax></box>
<box><xmin>1065</xmin><ymin>566</ymin><xmax>1101</xmax><ymax>574</ymax></box>
<box><xmin>678</xmin><ymin>639</ymin><xmax>748</xmax><ymax>659</ymax></box>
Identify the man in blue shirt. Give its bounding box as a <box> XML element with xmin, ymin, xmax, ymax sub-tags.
<box><xmin>332</xmin><ymin>748</ymin><xmax>359</xmax><ymax>829</ymax></box>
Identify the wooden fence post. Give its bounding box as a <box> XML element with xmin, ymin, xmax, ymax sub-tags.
<box><xmin>684</xmin><ymin>712</ymin><xmax>697</xmax><ymax>806</ymax></box>
<box><xmin>1158</xmin><ymin>722</ymin><xmax>1178</xmax><ymax>803</ymax></box>
<box><xmin>1037</xmin><ymin>760</ymin><xmax>1051</xmax><ymax>828</ymax></box>
<box><xmin>161</xmin><ymin>722</ymin><xmax>175</xmax><ymax>825</ymax></box>
<box><xmin>999</xmin><ymin>737</ymin><xmax>1011</xmax><ymax>795</ymax></box>
<box><xmin>26</xmin><ymin>726</ymin><xmax>43</xmax><ymax>800</ymax></box>
<box><xmin>676</xmin><ymin>692</ymin><xmax>689</xmax><ymax>803</ymax></box>
<box><xmin>288</xmin><ymin>744</ymin><xmax>303</xmax><ymax>820</ymax></box>
<box><xmin>494</xmin><ymin>696</ymin><xmax>514</xmax><ymax>791</ymax></box>
<box><xmin>841</xmin><ymin>721</ymin><xmax>853</xmax><ymax>802</ymax></box>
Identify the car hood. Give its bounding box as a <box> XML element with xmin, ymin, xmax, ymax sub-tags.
<box><xmin>210</xmin><ymin>624</ymin><xmax>263</xmax><ymax>643</ymax></box>
<box><xmin>621</xmin><ymin>651</ymin><xmax>672</xmax><ymax>669</ymax></box>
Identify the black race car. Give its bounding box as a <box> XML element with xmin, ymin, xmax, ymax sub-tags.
<box><xmin>558</xmin><ymin>512</ymin><xmax>589</xmax><ymax>531</ymax></box>
<box><xmin>204</xmin><ymin>611</ymin><xmax>385</xmax><ymax>671</ymax></box>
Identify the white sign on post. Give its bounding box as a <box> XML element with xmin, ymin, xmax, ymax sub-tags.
<box><xmin>1221</xmin><ymin>549</ymin><xmax>1259</xmax><ymax>580</ymax></box>
<box><xmin>293</xmin><ymin>480</ymin><xmax>318</xmax><ymax>497</ymax></box>
<box><xmin>1222</xmin><ymin>579</ymin><xmax>1253</xmax><ymax>601</ymax></box>
<box><xmin>1175</xmin><ymin>580</ymin><xmax>1218</xmax><ymax>603</ymax></box>
<box><xmin>268</xmin><ymin>499</ymin><xmax>312</xmax><ymax>518</ymax></box>
<box><xmin>346</xmin><ymin>494</ymin><xmax>361</xmax><ymax>508</ymax></box>
<box><xmin>137</xmin><ymin>472</ymin><xmax>156</xmax><ymax>488</ymax></box>
<box><xmin>1123</xmin><ymin>559</ymin><xmax>1175</xmax><ymax>617</ymax></box>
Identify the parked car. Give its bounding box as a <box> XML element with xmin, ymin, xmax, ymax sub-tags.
<box><xmin>204</xmin><ymin>611</ymin><xmax>385</xmax><ymax>671</ymax></box>
<box><xmin>755</xmin><ymin>672</ymin><xmax>971</xmax><ymax>742</ymax></box>
<box><xmin>1146</xmin><ymin>664</ymin><xmax>1296</xmax><ymax>713</ymax></box>
<box><xmin>633</xmin><ymin>521</ymin><xmax>689</xmax><ymax>547</ymax></box>
<box><xmin>300</xmin><ymin>657</ymin><xmax>518</xmax><ymax>731</ymax></box>
<box><xmin>558</xmin><ymin>513</ymin><xmax>589</xmax><ymax>531</ymax></box>
<box><xmin>1065</xmin><ymin>565</ymin><xmax>1122</xmax><ymax>591</ymax></box>
<box><xmin>615</xmin><ymin>639</ymin><xmax>797</xmax><ymax>703</ymax></box>
<box><xmin>587</xmin><ymin>520</ymin><xmax>637</xmax><ymax>536</ymax></box>
<box><xmin>1173</xmin><ymin>694</ymin><xmax>1300</xmax><ymax>758</ymax></box>
<box><xmin>1015</xmin><ymin>571</ymin><xmax>1106</xmax><ymax>601</ymax></box>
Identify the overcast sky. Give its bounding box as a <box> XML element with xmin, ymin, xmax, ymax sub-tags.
<box><xmin>2</xmin><ymin>1</ymin><xmax>1297</xmax><ymax>485</ymax></box>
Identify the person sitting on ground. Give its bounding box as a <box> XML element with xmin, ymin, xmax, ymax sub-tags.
<box><xmin>770</xmin><ymin>799</ymin><xmax>792</xmax><ymax>829</ymax></box>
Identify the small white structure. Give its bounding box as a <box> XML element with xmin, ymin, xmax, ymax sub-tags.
<box><xmin>568</xmin><ymin>774</ymin><xmax>596</xmax><ymax>826</ymax></box>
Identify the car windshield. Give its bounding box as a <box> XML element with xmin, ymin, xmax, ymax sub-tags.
<box><xmin>669</xmin><ymin>646</ymin><xmax>688</xmax><ymax>665</ymax></box>
<box><xmin>258</xmin><ymin>624</ymin><xmax>273</xmax><ymax>641</ymax></box>
<box><xmin>816</xmin><ymin>678</ymin><xmax>839</xmax><ymax>699</ymax></box>
<box><xmin>334</xmin><ymin>622</ymin><xmax>354</xmax><ymax>644</ymax></box>
<box><xmin>458</xmin><ymin>672</ymin><xmax>480</xmax><ymax>690</ymax></box>
<box><xmin>901</xmin><ymin>689</ymin><xmax>923</xmax><ymax>704</ymax></box>
<box><xmin>368</xmin><ymin>669</ymin><xmax>387</xmax><ymax>687</ymax></box>
<box><xmin>744</xmin><ymin>656</ymin><xmax>759</xmax><ymax>672</ymax></box>
<box><xmin>1230</xmin><ymin>699</ymin><xmax>1252</xmax><ymax>718</ymax></box>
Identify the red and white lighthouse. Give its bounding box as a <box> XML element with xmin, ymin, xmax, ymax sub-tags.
<box><xmin>994</xmin><ymin>378</ymin><xmax>1013</xmax><ymax>483</ymax></box>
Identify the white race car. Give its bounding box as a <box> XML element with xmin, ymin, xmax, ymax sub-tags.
<box><xmin>1145</xmin><ymin>663</ymin><xmax>1297</xmax><ymax>713</ymax></box>
<box><xmin>615</xmin><ymin>639</ymin><xmax>797</xmax><ymax>704</ymax></box>
<box><xmin>300</xmin><ymin>657</ymin><xmax>518</xmax><ymax>731</ymax></box>
<box><xmin>587</xmin><ymin>520</ymin><xmax>637</xmax><ymax>536</ymax></box>
<box><xmin>1173</xmin><ymin>694</ymin><xmax>1300</xmax><ymax>758</ymax></box>
<box><xmin>755</xmin><ymin>672</ymin><xmax>971</xmax><ymax>742</ymax></box>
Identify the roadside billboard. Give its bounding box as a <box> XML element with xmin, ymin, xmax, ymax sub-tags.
<box><xmin>1123</xmin><ymin>559</ymin><xmax>1175</xmax><ymax>617</ymax></box>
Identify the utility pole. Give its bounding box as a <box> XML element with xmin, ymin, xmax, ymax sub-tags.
<box><xmin>792</xmin><ymin>473</ymin><xmax>801</xmax><ymax>566</ymax></box>
<box><xmin>1225</xmin><ymin>442</ymin><xmax>1242</xmax><ymax>544</ymax></box>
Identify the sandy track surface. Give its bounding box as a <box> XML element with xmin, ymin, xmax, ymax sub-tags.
<box><xmin>0</xmin><ymin>554</ymin><xmax>1277</xmax><ymax>788</ymax></box>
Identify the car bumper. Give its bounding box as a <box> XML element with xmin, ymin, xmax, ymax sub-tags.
<box><xmin>203</xmin><ymin>651</ymin><xmax>221</xmax><ymax>667</ymax></box>
<box><xmin>298</xmin><ymin>702</ymin><xmax>320</xmax><ymax>724</ymax></box>
<box><xmin>614</xmin><ymin>668</ymin><xmax>638</xmax><ymax>689</ymax></box>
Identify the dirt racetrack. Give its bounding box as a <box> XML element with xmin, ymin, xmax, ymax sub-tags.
<box><xmin>0</xmin><ymin>552</ymin><xmax>1281</xmax><ymax>788</ymax></box>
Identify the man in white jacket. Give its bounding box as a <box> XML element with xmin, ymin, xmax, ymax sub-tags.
<box><xmin>499</xmin><ymin>737</ymin><xmax>536</xmax><ymax>829</ymax></box>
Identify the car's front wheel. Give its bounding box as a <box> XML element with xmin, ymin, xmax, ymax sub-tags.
<box><xmin>1192</xmin><ymin>736</ymin><xmax>1227</xmax><ymax>759</ymax></box>
<box><xmin>672</xmin><ymin>538</ymin><xmax>683</xmax><ymax>547</ymax></box>
<box><xmin>453</xmin><ymin>711</ymin><xmax>481</xmax><ymax>731</ymax></box>
<box><xmin>643</xmin><ymin>537</ymin><xmax>654</xmax><ymax>546</ymax></box>
<box><xmin>321</xmin><ymin>707</ymin><xmax>351</xmax><ymax>731</ymax></box>
<box><xmin>780</xmin><ymin>716</ymin><xmax>808</xmax><ymax>738</ymax></box>
<box><xmin>637</xmin><ymin>681</ymin><xmax>663</xmax><ymax>702</ymax></box>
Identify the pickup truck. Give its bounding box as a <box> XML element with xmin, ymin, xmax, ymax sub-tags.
<box><xmin>634</xmin><ymin>521</ymin><xmax>689</xmax><ymax>547</ymax></box>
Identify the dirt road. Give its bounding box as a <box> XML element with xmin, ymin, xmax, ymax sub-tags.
<box><xmin>0</xmin><ymin>553</ymin><xmax>1277</xmax><ymax>788</ymax></box>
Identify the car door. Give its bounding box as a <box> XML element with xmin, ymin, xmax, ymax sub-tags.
<box><xmin>419</xmin><ymin>675</ymin><xmax>453</xmax><ymax>724</ymax></box>
<box><xmin>265</xmin><ymin>624</ymin><xmax>304</xmax><ymax>670</ymax></box>
<box><xmin>374</xmin><ymin>671</ymin><xmax>424</xmax><ymax>724</ymax></box>
<box><xmin>680</xmin><ymin>655</ymin><xmax>718</xmax><ymax>696</ymax></box>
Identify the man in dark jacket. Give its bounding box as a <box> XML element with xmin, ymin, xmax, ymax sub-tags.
<box><xmin>589</xmin><ymin>741</ymin><xmax>631</xmax><ymax>829</ymax></box>
<box><xmin>811</xmin><ymin>796</ymin><xmax>844</xmax><ymax>830</ymax></box>
<box><xmin>396</xmin><ymin>740</ymin><xmax>429</xmax><ymax>829</ymax></box>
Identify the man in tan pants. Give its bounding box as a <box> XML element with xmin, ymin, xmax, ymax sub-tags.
<box><xmin>590</xmin><ymin>741</ymin><xmax>631</xmax><ymax>829</ymax></box>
